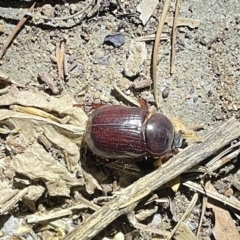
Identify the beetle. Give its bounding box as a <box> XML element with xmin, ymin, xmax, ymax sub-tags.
<box><xmin>85</xmin><ymin>105</ymin><xmax>177</xmax><ymax>160</ymax></box>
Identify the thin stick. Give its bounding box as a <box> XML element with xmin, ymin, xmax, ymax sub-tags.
<box><xmin>183</xmin><ymin>180</ymin><xmax>240</xmax><ymax>212</ymax></box>
<box><xmin>0</xmin><ymin>188</ymin><xmax>28</xmax><ymax>214</ymax></box>
<box><xmin>170</xmin><ymin>0</ymin><xmax>181</xmax><ymax>74</ymax></box>
<box><xmin>26</xmin><ymin>203</ymin><xmax>98</xmax><ymax>223</ymax></box>
<box><xmin>56</xmin><ymin>41</ymin><xmax>65</xmax><ymax>80</ymax></box>
<box><xmin>63</xmin><ymin>117</ymin><xmax>240</xmax><ymax>240</ymax></box>
<box><xmin>0</xmin><ymin>2</ymin><xmax>36</xmax><ymax>59</ymax></box>
<box><xmin>113</xmin><ymin>84</ymin><xmax>141</xmax><ymax>107</ymax></box>
<box><xmin>152</xmin><ymin>0</ymin><xmax>171</xmax><ymax>108</ymax></box>
<box><xmin>196</xmin><ymin>181</ymin><xmax>209</xmax><ymax>238</ymax></box>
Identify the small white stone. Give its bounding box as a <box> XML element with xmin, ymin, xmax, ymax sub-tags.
<box><xmin>124</xmin><ymin>41</ymin><xmax>147</xmax><ymax>77</ymax></box>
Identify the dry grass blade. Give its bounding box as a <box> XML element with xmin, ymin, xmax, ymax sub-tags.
<box><xmin>206</xmin><ymin>140</ymin><xmax>240</xmax><ymax>172</ymax></box>
<box><xmin>26</xmin><ymin>204</ymin><xmax>89</xmax><ymax>224</ymax></box>
<box><xmin>170</xmin><ymin>0</ymin><xmax>181</xmax><ymax>74</ymax></box>
<box><xmin>196</xmin><ymin>182</ymin><xmax>208</xmax><ymax>238</ymax></box>
<box><xmin>56</xmin><ymin>41</ymin><xmax>65</xmax><ymax>80</ymax></box>
<box><xmin>113</xmin><ymin>84</ymin><xmax>141</xmax><ymax>107</ymax></box>
<box><xmin>0</xmin><ymin>2</ymin><xmax>36</xmax><ymax>59</ymax></box>
<box><xmin>183</xmin><ymin>181</ymin><xmax>240</xmax><ymax>212</ymax></box>
<box><xmin>63</xmin><ymin>117</ymin><xmax>240</xmax><ymax>240</ymax></box>
<box><xmin>165</xmin><ymin>17</ymin><xmax>201</xmax><ymax>28</ymax></box>
<box><xmin>167</xmin><ymin>193</ymin><xmax>198</xmax><ymax>239</ymax></box>
<box><xmin>152</xmin><ymin>0</ymin><xmax>171</xmax><ymax>108</ymax></box>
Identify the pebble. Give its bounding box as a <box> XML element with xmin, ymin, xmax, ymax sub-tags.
<box><xmin>162</xmin><ymin>86</ymin><xmax>170</xmax><ymax>99</ymax></box>
<box><xmin>124</xmin><ymin>41</ymin><xmax>147</xmax><ymax>77</ymax></box>
<box><xmin>116</xmin><ymin>78</ymin><xmax>131</xmax><ymax>90</ymax></box>
<box><xmin>100</xmin><ymin>94</ymin><xmax>110</xmax><ymax>103</ymax></box>
<box><xmin>70</xmin><ymin>4</ymin><xmax>77</xmax><ymax>13</ymax></box>
<box><xmin>41</xmin><ymin>4</ymin><xmax>54</xmax><ymax>18</ymax></box>
<box><xmin>104</xmin><ymin>33</ymin><xmax>125</xmax><ymax>47</ymax></box>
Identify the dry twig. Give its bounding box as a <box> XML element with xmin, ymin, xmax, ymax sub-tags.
<box><xmin>183</xmin><ymin>181</ymin><xmax>240</xmax><ymax>212</ymax></box>
<box><xmin>196</xmin><ymin>180</ymin><xmax>210</xmax><ymax>238</ymax></box>
<box><xmin>113</xmin><ymin>84</ymin><xmax>141</xmax><ymax>107</ymax></box>
<box><xmin>206</xmin><ymin>140</ymin><xmax>240</xmax><ymax>172</ymax></box>
<box><xmin>56</xmin><ymin>42</ymin><xmax>65</xmax><ymax>80</ymax></box>
<box><xmin>0</xmin><ymin>2</ymin><xmax>36</xmax><ymax>59</ymax></box>
<box><xmin>152</xmin><ymin>0</ymin><xmax>171</xmax><ymax>108</ymax></box>
<box><xmin>170</xmin><ymin>0</ymin><xmax>181</xmax><ymax>74</ymax></box>
<box><xmin>38</xmin><ymin>72</ymin><xmax>59</xmax><ymax>94</ymax></box>
<box><xmin>0</xmin><ymin>188</ymin><xmax>28</xmax><ymax>215</ymax></box>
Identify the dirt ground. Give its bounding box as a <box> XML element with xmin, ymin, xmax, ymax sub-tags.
<box><xmin>0</xmin><ymin>0</ymin><xmax>240</xmax><ymax>239</ymax></box>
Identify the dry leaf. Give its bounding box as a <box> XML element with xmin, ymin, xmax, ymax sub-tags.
<box><xmin>0</xmin><ymin>109</ymin><xmax>85</xmax><ymax>166</ymax></box>
<box><xmin>11</xmin><ymin>142</ymin><xmax>83</xmax><ymax>196</ymax></box>
<box><xmin>167</xmin><ymin>176</ymin><xmax>181</xmax><ymax>192</ymax></box>
<box><xmin>137</xmin><ymin>0</ymin><xmax>159</xmax><ymax>25</ymax></box>
<box><xmin>0</xmin><ymin>86</ymin><xmax>88</xmax><ymax>126</ymax></box>
<box><xmin>82</xmin><ymin>169</ymin><xmax>103</xmax><ymax>194</ymax></box>
<box><xmin>24</xmin><ymin>185</ymin><xmax>45</xmax><ymax>201</ymax></box>
<box><xmin>207</xmin><ymin>183</ymin><xmax>240</xmax><ymax>240</ymax></box>
<box><xmin>0</xmin><ymin>87</ymin><xmax>104</xmax><ymax>196</ymax></box>
<box><xmin>175</xmin><ymin>222</ymin><xmax>197</xmax><ymax>240</ymax></box>
<box><xmin>171</xmin><ymin>117</ymin><xmax>201</xmax><ymax>142</ymax></box>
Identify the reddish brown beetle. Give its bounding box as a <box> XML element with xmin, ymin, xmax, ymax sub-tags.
<box><xmin>85</xmin><ymin>105</ymin><xmax>176</xmax><ymax>159</ymax></box>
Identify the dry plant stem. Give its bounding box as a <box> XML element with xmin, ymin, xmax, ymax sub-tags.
<box><xmin>135</xmin><ymin>34</ymin><xmax>168</xmax><ymax>42</ymax></box>
<box><xmin>63</xmin><ymin>117</ymin><xmax>240</xmax><ymax>240</ymax></box>
<box><xmin>75</xmin><ymin>194</ymin><xmax>101</xmax><ymax>211</ymax></box>
<box><xmin>197</xmin><ymin>196</ymin><xmax>207</xmax><ymax>238</ymax></box>
<box><xmin>63</xmin><ymin>54</ymin><xmax>69</xmax><ymax>77</ymax></box>
<box><xmin>167</xmin><ymin>193</ymin><xmax>198</xmax><ymax>240</ymax></box>
<box><xmin>152</xmin><ymin>0</ymin><xmax>171</xmax><ymax>108</ymax></box>
<box><xmin>26</xmin><ymin>204</ymin><xmax>89</xmax><ymax>224</ymax></box>
<box><xmin>0</xmin><ymin>188</ymin><xmax>28</xmax><ymax>214</ymax></box>
<box><xmin>38</xmin><ymin>72</ymin><xmax>59</xmax><ymax>94</ymax></box>
<box><xmin>183</xmin><ymin>180</ymin><xmax>240</xmax><ymax>211</ymax></box>
<box><xmin>56</xmin><ymin>42</ymin><xmax>65</xmax><ymax>80</ymax></box>
<box><xmin>196</xmin><ymin>181</ymin><xmax>209</xmax><ymax>238</ymax></box>
<box><xmin>165</xmin><ymin>17</ymin><xmax>201</xmax><ymax>28</ymax></box>
<box><xmin>207</xmin><ymin>148</ymin><xmax>240</xmax><ymax>173</ymax></box>
<box><xmin>38</xmin><ymin>134</ymin><xmax>52</xmax><ymax>150</ymax></box>
<box><xmin>0</xmin><ymin>2</ymin><xmax>36</xmax><ymax>59</ymax></box>
<box><xmin>113</xmin><ymin>84</ymin><xmax>141</xmax><ymax>107</ymax></box>
<box><xmin>206</xmin><ymin>140</ymin><xmax>240</xmax><ymax>172</ymax></box>
<box><xmin>170</xmin><ymin>0</ymin><xmax>181</xmax><ymax>74</ymax></box>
